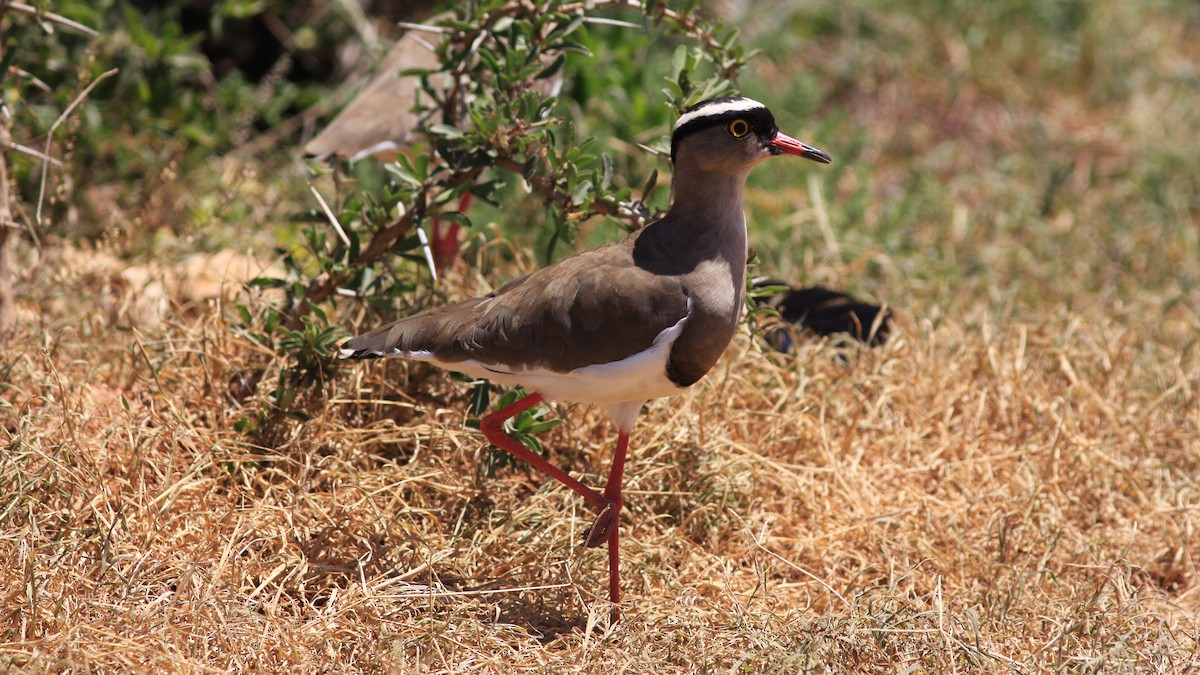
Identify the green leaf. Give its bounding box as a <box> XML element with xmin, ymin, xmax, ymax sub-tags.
<box><xmin>671</xmin><ymin>45</ymin><xmax>688</xmax><ymax>75</ymax></box>
<box><xmin>436</xmin><ymin>211</ymin><xmax>473</xmax><ymax>228</ymax></box>
<box><xmin>430</xmin><ymin>124</ymin><xmax>465</xmax><ymax>139</ymax></box>
<box><xmin>571</xmin><ymin>179</ymin><xmax>593</xmax><ymax>206</ymax></box>
<box><xmin>386</xmin><ymin>163</ymin><xmax>421</xmax><ymax>187</ymax></box>
<box><xmin>477</xmin><ymin>48</ymin><xmax>501</xmax><ymax>74</ymax></box>
<box><xmin>525</xmin><ymin>419</ymin><xmax>563</xmax><ymax>435</ymax></box>
<box><xmin>236</xmin><ymin>304</ymin><xmax>253</xmax><ymax>326</ymax></box>
<box><xmin>397</xmin><ymin>67</ymin><xmax>435</xmax><ymax>78</ymax></box>
<box><xmin>248</xmin><ymin>277</ymin><xmax>288</xmax><ymax>289</ymax></box>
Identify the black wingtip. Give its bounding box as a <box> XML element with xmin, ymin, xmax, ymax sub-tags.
<box><xmin>338</xmin><ymin>341</ymin><xmax>383</xmax><ymax>361</ymax></box>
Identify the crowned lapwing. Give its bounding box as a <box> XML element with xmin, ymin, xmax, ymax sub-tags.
<box><xmin>340</xmin><ymin>96</ymin><xmax>831</xmax><ymax>619</ymax></box>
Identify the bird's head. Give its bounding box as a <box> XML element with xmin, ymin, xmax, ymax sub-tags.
<box><xmin>670</xmin><ymin>96</ymin><xmax>832</xmax><ymax>174</ymax></box>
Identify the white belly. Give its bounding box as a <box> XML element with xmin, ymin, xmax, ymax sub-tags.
<box><xmin>398</xmin><ymin>312</ymin><xmax>689</xmax><ymax>428</ymax></box>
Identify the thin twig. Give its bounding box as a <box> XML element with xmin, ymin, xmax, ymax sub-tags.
<box><xmin>580</xmin><ymin>16</ymin><xmax>642</xmax><ymax>29</ymax></box>
<box><xmin>0</xmin><ymin>106</ymin><xmax>12</xmax><ymax>338</ymax></box>
<box><xmin>493</xmin><ymin>157</ymin><xmax>646</xmax><ymax>226</ymax></box>
<box><xmin>0</xmin><ymin>2</ymin><xmax>100</xmax><ymax>36</ymax></box>
<box><xmin>35</xmin><ymin>68</ymin><xmax>118</xmax><ymax>228</ymax></box>
<box><xmin>7</xmin><ymin>66</ymin><xmax>52</xmax><ymax>93</ymax></box>
<box><xmin>308</xmin><ymin>184</ymin><xmax>352</xmax><ymax>249</ymax></box>
<box><xmin>331</xmin><ymin>0</ymin><xmax>380</xmax><ymax>53</ymax></box>
<box><xmin>395</xmin><ymin>21</ymin><xmax>455</xmax><ymax>35</ymax></box>
<box><xmin>0</xmin><ymin>140</ymin><xmax>62</xmax><ymax>167</ymax></box>
<box><xmin>555</xmin><ymin>0</ymin><xmax>730</xmax><ymax>52</ymax></box>
<box><xmin>378</xmin><ymin>582</ymin><xmax>571</xmax><ymax>598</ymax></box>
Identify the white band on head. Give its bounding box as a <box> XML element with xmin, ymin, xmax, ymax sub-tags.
<box><xmin>673</xmin><ymin>97</ymin><xmax>767</xmax><ymax>132</ymax></box>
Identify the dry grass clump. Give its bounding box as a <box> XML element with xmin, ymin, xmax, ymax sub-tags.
<box><xmin>2</xmin><ymin>254</ymin><xmax>1197</xmax><ymax>671</ymax></box>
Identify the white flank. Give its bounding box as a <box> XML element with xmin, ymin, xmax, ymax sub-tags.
<box><xmin>673</xmin><ymin>97</ymin><xmax>766</xmax><ymax>132</ymax></box>
<box><xmin>380</xmin><ymin>305</ymin><xmax>693</xmax><ymax>418</ymax></box>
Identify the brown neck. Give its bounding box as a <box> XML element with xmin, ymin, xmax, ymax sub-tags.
<box><xmin>659</xmin><ymin>164</ymin><xmax>751</xmax><ymax>272</ymax></box>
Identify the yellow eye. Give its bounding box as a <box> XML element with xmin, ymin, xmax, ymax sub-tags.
<box><xmin>728</xmin><ymin>119</ymin><xmax>751</xmax><ymax>138</ymax></box>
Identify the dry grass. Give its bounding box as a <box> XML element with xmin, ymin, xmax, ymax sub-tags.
<box><xmin>4</xmin><ymin>1</ymin><xmax>1200</xmax><ymax>671</ymax></box>
<box><xmin>2</xmin><ymin>253</ymin><xmax>1197</xmax><ymax>671</ymax></box>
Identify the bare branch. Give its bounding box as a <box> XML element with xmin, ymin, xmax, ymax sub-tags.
<box><xmin>0</xmin><ymin>122</ymin><xmax>13</xmax><ymax>339</ymax></box>
<box><xmin>0</xmin><ymin>2</ymin><xmax>100</xmax><ymax>37</ymax></box>
<box><xmin>308</xmin><ymin>184</ymin><xmax>352</xmax><ymax>249</ymax></box>
<box><xmin>555</xmin><ymin>0</ymin><xmax>730</xmax><ymax>52</ymax></box>
<box><xmin>0</xmin><ymin>139</ymin><xmax>63</xmax><ymax>167</ymax></box>
<box><xmin>493</xmin><ymin>158</ymin><xmax>649</xmax><ymax>227</ymax></box>
<box><xmin>395</xmin><ymin>21</ymin><xmax>455</xmax><ymax>35</ymax></box>
<box><xmin>35</xmin><ymin>68</ymin><xmax>118</xmax><ymax>228</ymax></box>
<box><xmin>7</xmin><ymin>66</ymin><xmax>52</xmax><ymax>93</ymax></box>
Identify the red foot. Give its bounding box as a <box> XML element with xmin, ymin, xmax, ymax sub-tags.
<box><xmin>480</xmin><ymin>392</ymin><xmax>630</xmax><ymax>621</ymax></box>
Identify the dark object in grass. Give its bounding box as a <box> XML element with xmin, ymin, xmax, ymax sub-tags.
<box><xmin>754</xmin><ymin>279</ymin><xmax>891</xmax><ymax>353</ymax></box>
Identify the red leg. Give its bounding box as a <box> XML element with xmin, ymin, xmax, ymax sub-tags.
<box><xmin>583</xmin><ymin>426</ymin><xmax>629</xmax><ymax>547</ymax></box>
<box><xmin>604</xmin><ymin>430</ymin><xmax>629</xmax><ymax>619</ymax></box>
<box><xmin>430</xmin><ymin>193</ymin><xmax>473</xmax><ymax>274</ymax></box>
<box><xmin>482</xmin><ymin>392</ymin><xmax>628</xmax><ymax>620</ymax></box>
<box><xmin>481</xmin><ymin>392</ymin><xmax>606</xmax><ymax>510</ymax></box>
<box><xmin>430</xmin><ymin>221</ymin><xmax>461</xmax><ymax>273</ymax></box>
<box><xmin>608</xmin><ymin>522</ymin><xmax>621</xmax><ymax>622</ymax></box>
